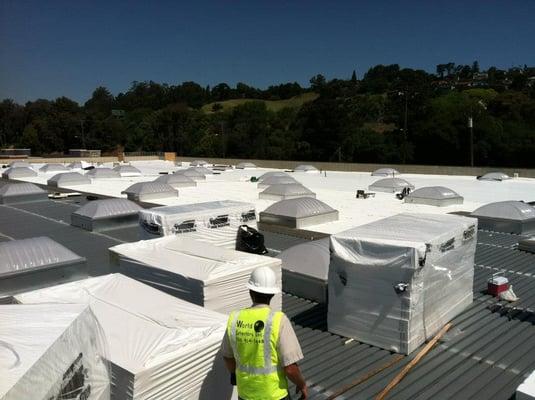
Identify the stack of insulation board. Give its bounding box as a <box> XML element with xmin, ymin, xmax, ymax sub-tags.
<box><xmin>14</xmin><ymin>274</ymin><xmax>235</xmax><ymax>400</ymax></box>
<box><xmin>0</xmin><ymin>303</ymin><xmax>110</xmax><ymax>400</ymax></box>
<box><xmin>0</xmin><ymin>237</ymin><xmax>87</xmax><ymax>298</ymax></box>
<box><xmin>109</xmin><ymin>236</ymin><xmax>282</xmax><ymax>313</ymax></box>
<box><xmin>138</xmin><ymin>200</ymin><xmax>257</xmax><ymax>249</ymax></box>
<box><xmin>328</xmin><ymin>213</ymin><xmax>477</xmax><ymax>355</ymax></box>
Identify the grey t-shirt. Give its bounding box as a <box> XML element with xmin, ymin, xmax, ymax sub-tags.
<box><xmin>221</xmin><ymin>304</ymin><xmax>304</xmax><ymax>367</ymax></box>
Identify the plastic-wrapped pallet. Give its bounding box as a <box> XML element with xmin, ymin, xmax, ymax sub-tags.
<box><xmin>517</xmin><ymin>369</ymin><xmax>535</xmax><ymax>400</ymax></box>
<box><xmin>328</xmin><ymin>213</ymin><xmax>477</xmax><ymax>355</ymax></box>
<box><xmin>0</xmin><ymin>303</ymin><xmax>110</xmax><ymax>400</ymax></box>
<box><xmin>138</xmin><ymin>200</ymin><xmax>257</xmax><ymax>249</ymax></box>
<box><xmin>109</xmin><ymin>236</ymin><xmax>282</xmax><ymax>313</ymax></box>
<box><xmin>15</xmin><ymin>274</ymin><xmax>236</xmax><ymax>400</ymax></box>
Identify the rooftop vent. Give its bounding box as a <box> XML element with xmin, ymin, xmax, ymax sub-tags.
<box><xmin>372</xmin><ymin>167</ymin><xmax>400</xmax><ymax>177</ymax></box>
<box><xmin>405</xmin><ymin>186</ymin><xmax>463</xmax><ymax>207</ymax></box>
<box><xmin>0</xmin><ymin>237</ymin><xmax>87</xmax><ymax>296</ymax></box>
<box><xmin>236</xmin><ymin>162</ymin><xmax>257</xmax><ymax>169</ymax></box>
<box><xmin>470</xmin><ymin>201</ymin><xmax>535</xmax><ymax>234</ymax></box>
<box><xmin>294</xmin><ymin>164</ymin><xmax>319</xmax><ymax>173</ymax></box>
<box><xmin>477</xmin><ymin>172</ymin><xmax>511</xmax><ymax>181</ymax></box>
<box><xmin>47</xmin><ymin>172</ymin><xmax>91</xmax><ymax>187</ymax></box>
<box><xmin>369</xmin><ymin>177</ymin><xmax>415</xmax><ymax>193</ymax></box>
<box><xmin>174</xmin><ymin>168</ymin><xmax>206</xmax><ymax>180</ymax></box>
<box><xmin>113</xmin><ymin>164</ymin><xmax>142</xmax><ymax>177</ymax></box>
<box><xmin>1</xmin><ymin>167</ymin><xmax>37</xmax><ymax>179</ymax></box>
<box><xmin>39</xmin><ymin>164</ymin><xmax>69</xmax><ymax>173</ymax></box>
<box><xmin>85</xmin><ymin>168</ymin><xmax>121</xmax><ymax>179</ymax></box>
<box><xmin>71</xmin><ymin>198</ymin><xmax>142</xmax><ymax>231</ymax></box>
<box><xmin>122</xmin><ymin>182</ymin><xmax>178</xmax><ymax>202</ymax></box>
<box><xmin>260</xmin><ymin>197</ymin><xmax>338</xmax><ymax>228</ymax></box>
<box><xmin>257</xmin><ymin>175</ymin><xmax>297</xmax><ymax>189</ymax></box>
<box><xmin>154</xmin><ymin>173</ymin><xmax>197</xmax><ymax>188</ymax></box>
<box><xmin>259</xmin><ymin>183</ymin><xmax>316</xmax><ymax>200</ymax></box>
<box><xmin>0</xmin><ymin>183</ymin><xmax>48</xmax><ymax>204</ymax></box>
<box><xmin>190</xmin><ymin>160</ymin><xmax>208</xmax><ymax>167</ymax></box>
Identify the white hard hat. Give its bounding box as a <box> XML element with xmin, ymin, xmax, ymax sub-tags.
<box><xmin>246</xmin><ymin>266</ymin><xmax>280</xmax><ymax>294</ymax></box>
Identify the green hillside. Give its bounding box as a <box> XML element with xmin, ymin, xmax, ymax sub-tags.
<box><xmin>202</xmin><ymin>92</ymin><xmax>319</xmax><ymax>113</ymax></box>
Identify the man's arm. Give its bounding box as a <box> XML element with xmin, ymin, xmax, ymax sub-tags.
<box><xmin>223</xmin><ymin>356</ymin><xmax>236</xmax><ymax>373</ymax></box>
<box><xmin>284</xmin><ymin>363</ymin><xmax>307</xmax><ymax>399</ymax></box>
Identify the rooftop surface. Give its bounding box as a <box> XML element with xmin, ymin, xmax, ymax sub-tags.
<box><xmin>10</xmin><ymin>160</ymin><xmax>535</xmax><ymax>234</ymax></box>
<box><xmin>1</xmin><ymin>161</ymin><xmax>535</xmax><ymax>399</ymax></box>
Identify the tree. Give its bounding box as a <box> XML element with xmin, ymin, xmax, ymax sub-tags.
<box><xmin>309</xmin><ymin>74</ymin><xmax>326</xmax><ymax>91</ymax></box>
<box><xmin>436</xmin><ymin>64</ymin><xmax>446</xmax><ymax>79</ymax></box>
<box><xmin>85</xmin><ymin>86</ymin><xmax>114</xmax><ymax>114</ymax></box>
<box><xmin>472</xmin><ymin>61</ymin><xmax>480</xmax><ymax>74</ymax></box>
<box><xmin>19</xmin><ymin>124</ymin><xmax>42</xmax><ymax>153</ymax></box>
<box><xmin>351</xmin><ymin>70</ymin><xmax>358</xmax><ymax>83</ymax></box>
<box><xmin>445</xmin><ymin>62</ymin><xmax>455</xmax><ymax>77</ymax></box>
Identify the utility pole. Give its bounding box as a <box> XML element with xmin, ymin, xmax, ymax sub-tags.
<box><xmin>80</xmin><ymin>120</ymin><xmax>86</xmax><ymax>149</ymax></box>
<box><xmin>399</xmin><ymin>90</ymin><xmax>409</xmax><ymax>164</ymax></box>
<box><xmin>468</xmin><ymin>116</ymin><xmax>474</xmax><ymax>167</ymax></box>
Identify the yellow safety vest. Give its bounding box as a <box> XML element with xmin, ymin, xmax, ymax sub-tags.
<box><xmin>227</xmin><ymin>307</ymin><xmax>288</xmax><ymax>400</ymax></box>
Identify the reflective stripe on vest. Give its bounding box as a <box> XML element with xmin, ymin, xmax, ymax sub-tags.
<box><xmin>227</xmin><ymin>307</ymin><xmax>288</xmax><ymax>400</ymax></box>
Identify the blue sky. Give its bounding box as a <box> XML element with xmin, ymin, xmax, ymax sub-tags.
<box><xmin>1</xmin><ymin>0</ymin><xmax>534</xmax><ymax>104</ymax></box>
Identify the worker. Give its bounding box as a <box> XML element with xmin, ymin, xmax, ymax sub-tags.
<box><xmin>222</xmin><ymin>266</ymin><xmax>308</xmax><ymax>400</ymax></box>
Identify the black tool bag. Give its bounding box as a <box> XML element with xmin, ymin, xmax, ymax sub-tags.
<box><xmin>235</xmin><ymin>225</ymin><xmax>268</xmax><ymax>255</ymax></box>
